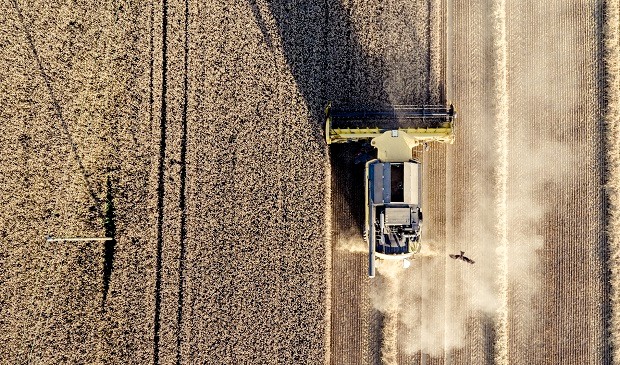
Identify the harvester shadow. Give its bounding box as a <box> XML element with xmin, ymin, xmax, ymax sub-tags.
<box><xmin>595</xmin><ymin>1</ymin><xmax>612</xmax><ymax>362</ymax></box>
<box><xmin>263</xmin><ymin>0</ymin><xmax>389</xmax><ymax>249</ymax></box>
<box><xmin>102</xmin><ymin>176</ymin><xmax>116</xmax><ymax>308</ymax></box>
<box><xmin>265</xmin><ymin>0</ymin><xmax>438</xmax><ymax>241</ymax></box>
<box><xmin>265</xmin><ymin>1</ymin><xmax>388</xmax><ymax>360</ymax></box>
<box><xmin>265</xmin><ymin>2</ymin><xmax>424</xmax><ymax>363</ymax></box>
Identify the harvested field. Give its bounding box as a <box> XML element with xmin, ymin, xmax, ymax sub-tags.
<box><xmin>1</xmin><ymin>0</ymin><xmax>619</xmax><ymax>364</ymax></box>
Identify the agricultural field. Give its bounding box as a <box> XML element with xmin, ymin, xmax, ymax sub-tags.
<box><xmin>1</xmin><ymin>0</ymin><xmax>619</xmax><ymax>365</ymax></box>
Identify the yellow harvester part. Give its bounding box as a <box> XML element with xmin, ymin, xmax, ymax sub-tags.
<box><xmin>327</xmin><ymin>124</ymin><xmax>454</xmax><ymax>145</ymax></box>
<box><xmin>324</xmin><ymin>103</ymin><xmax>456</xmax><ymax>145</ymax></box>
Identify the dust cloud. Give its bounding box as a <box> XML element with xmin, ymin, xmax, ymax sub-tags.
<box><xmin>371</xmin><ymin>261</ymin><xmax>403</xmax><ymax>364</ymax></box>
<box><xmin>369</xmin><ymin>139</ymin><xmax>574</xmax><ymax>359</ymax></box>
<box><xmin>368</xmin><ymin>94</ymin><xmax>579</xmax><ymax>363</ymax></box>
<box><xmin>336</xmin><ymin>226</ymin><xmax>367</xmax><ymax>254</ymax></box>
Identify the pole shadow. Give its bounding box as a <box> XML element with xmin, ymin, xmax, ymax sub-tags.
<box><xmin>102</xmin><ymin>176</ymin><xmax>116</xmax><ymax>308</ymax></box>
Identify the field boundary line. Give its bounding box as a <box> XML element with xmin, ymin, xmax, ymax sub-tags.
<box><xmin>443</xmin><ymin>0</ymin><xmax>453</xmax><ymax>361</ymax></box>
<box><xmin>323</xmin><ymin>4</ymin><xmax>332</xmax><ymax>365</ymax></box>
<box><xmin>426</xmin><ymin>0</ymin><xmax>432</xmax><ymax>102</ymax></box>
<box><xmin>323</xmin><ymin>160</ymin><xmax>332</xmax><ymax>365</ymax></box>
<box><xmin>602</xmin><ymin>0</ymin><xmax>620</xmax><ymax>363</ymax></box>
<box><xmin>444</xmin><ymin>0</ymin><xmax>452</xmax><ymax>102</ymax></box>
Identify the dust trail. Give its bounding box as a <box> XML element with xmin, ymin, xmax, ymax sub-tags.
<box><xmin>381</xmin><ymin>312</ymin><xmax>399</xmax><ymax>365</ymax></box>
<box><xmin>336</xmin><ymin>226</ymin><xmax>367</xmax><ymax>254</ymax></box>
<box><xmin>368</xmin><ymin>241</ymin><xmax>440</xmax><ymax>364</ymax></box>
<box><xmin>416</xmin><ymin>239</ymin><xmax>442</xmax><ymax>258</ymax></box>
<box><xmin>324</xmin><ymin>159</ymin><xmax>332</xmax><ymax>365</ymax></box>
<box><xmin>490</xmin><ymin>0</ymin><xmax>509</xmax><ymax>363</ymax></box>
<box><xmin>373</xmin><ymin>261</ymin><xmax>403</xmax><ymax>365</ymax></box>
<box><xmin>602</xmin><ymin>0</ymin><xmax>620</xmax><ymax>361</ymax></box>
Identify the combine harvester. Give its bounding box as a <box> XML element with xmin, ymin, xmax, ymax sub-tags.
<box><xmin>326</xmin><ymin>104</ymin><xmax>456</xmax><ymax>278</ymax></box>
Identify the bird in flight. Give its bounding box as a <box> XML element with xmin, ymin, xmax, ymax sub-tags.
<box><xmin>449</xmin><ymin>251</ymin><xmax>475</xmax><ymax>264</ymax></box>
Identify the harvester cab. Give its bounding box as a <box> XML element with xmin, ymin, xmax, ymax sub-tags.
<box><xmin>326</xmin><ymin>103</ymin><xmax>456</xmax><ymax>278</ymax></box>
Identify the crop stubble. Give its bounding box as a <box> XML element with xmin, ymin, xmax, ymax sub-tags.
<box><xmin>448</xmin><ymin>0</ymin><xmax>611</xmax><ymax>363</ymax></box>
<box><xmin>333</xmin><ymin>0</ymin><xmax>615</xmax><ymax>363</ymax></box>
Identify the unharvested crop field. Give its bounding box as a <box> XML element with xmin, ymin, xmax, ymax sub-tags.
<box><xmin>1</xmin><ymin>0</ymin><xmax>619</xmax><ymax>364</ymax></box>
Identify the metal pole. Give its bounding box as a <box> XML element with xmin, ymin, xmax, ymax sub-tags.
<box><xmin>45</xmin><ymin>236</ymin><xmax>113</xmax><ymax>242</ymax></box>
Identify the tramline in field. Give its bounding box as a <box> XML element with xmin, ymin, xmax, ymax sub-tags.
<box><xmin>326</xmin><ymin>104</ymin><xmax>456</xmax><ymax>277</ymax></box>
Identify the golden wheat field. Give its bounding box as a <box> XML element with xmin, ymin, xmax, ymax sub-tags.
<box><xmin>1</xmin><ymin>0</ymin><xmax>619</xmax><ymax>364</ymax></box>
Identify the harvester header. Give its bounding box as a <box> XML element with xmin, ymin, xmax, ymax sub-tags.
<box><xmin>325</xmin><ymin>103</ymin><xmax>456</xmax><ymax>145</ymax></box>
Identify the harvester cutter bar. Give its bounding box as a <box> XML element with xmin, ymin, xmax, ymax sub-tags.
<box><xmin>328</xmin><ymin>127</ymin><xmax>454</xmax><ymax>144</ymax></box>
<box><xmin>327</xmin><ymin>104</ymin><xmax>455</xmax><ymax>121</ymax></box>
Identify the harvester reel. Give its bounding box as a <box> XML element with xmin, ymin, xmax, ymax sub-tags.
<box><xmin>325</xmin><ymin>103</ymin><xmax>456</xmax><ymax>145</ymax></box>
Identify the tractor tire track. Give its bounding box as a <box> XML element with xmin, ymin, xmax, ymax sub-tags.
<box><xmin>174</xmin><ymin>0</ymin><xmax>189</xmax><ymax>362</ymax></box>
<box><xmin>149</xmin><ymin>0</ymin><xmax>156</xmax><ymax>144</ymax></box>
<box><xmin>152</xmin><ymin>0</ymin><xmax>168</xmax><ymax>362</ymax></box>
<box><xmin>581</xmin><ymin>0</ymin><xmax>608</xmax><ymax>357</ymax></box>
<box><xmin>154</xmin><ymin>0</ymin><xmax>191</xmax><ymax>361</ymax></box>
